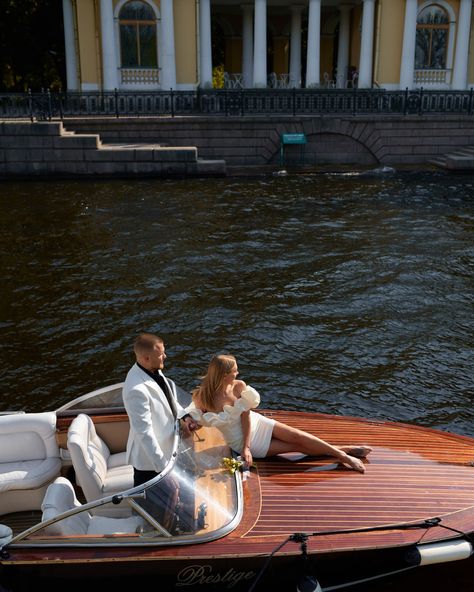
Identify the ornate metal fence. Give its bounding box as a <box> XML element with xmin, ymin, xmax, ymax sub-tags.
<box><xmin>1</xmin><ymin>88</ymin><xmax>473</xmax><ymax>120</ymax></box>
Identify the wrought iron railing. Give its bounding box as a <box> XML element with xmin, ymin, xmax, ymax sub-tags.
<box><xmin>1</xmin><ymin>88</ymin><xmax>473</xmax><ymax>120</ymax></box>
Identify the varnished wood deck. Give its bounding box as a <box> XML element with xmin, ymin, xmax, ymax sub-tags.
<box><xmin>240</xmin><ymin>410</ymin><xmax>474</xmax><ymax>553</ymax></box>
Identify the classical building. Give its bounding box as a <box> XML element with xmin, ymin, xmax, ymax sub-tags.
<box><xmin>62</xmin><ymin>0</ymin><xmax>474</xmax><ymax>92</ymax></box>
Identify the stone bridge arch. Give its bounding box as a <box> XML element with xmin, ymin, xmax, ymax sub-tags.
<box><xmin>267</xmin><ymin>118</ymin><xmax>381</xmax><ymax>166</ymax></box>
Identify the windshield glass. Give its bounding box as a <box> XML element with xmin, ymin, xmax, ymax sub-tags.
<box><xmin>55</xmin><ymin>383</ymin><xmax>192</xmax><ymax>414</ymax></box>
<box><xmin>13</xmin><ymin>425</ymin><xmax>242</xmax><ymax>546</ymax></box>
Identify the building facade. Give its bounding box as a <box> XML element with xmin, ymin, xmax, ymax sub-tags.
<box><xmin>62</xmin><ymin>0</ymin><xmax>474</xmax><ymax>92</ymax></box>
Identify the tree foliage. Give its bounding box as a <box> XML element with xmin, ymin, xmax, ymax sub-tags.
<box><xmin>0</xmin><ymin>0</ymin><xmax>66</xmax><ymax>91</ymax></box>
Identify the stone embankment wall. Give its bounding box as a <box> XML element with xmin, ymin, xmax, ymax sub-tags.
<box><xmin>1</xmin><ymin>116</ymin><xmax>474</xmax><ymax>178</ymax></box>
<box><xmin>0</xmin><ymin>121</ymin><xmax>225</xmax><ymax>178</ymax></box>
<box><xmin>64</xmin><ymin>115</ymin><xmax>474</xmax><ymax>168</ymax></box>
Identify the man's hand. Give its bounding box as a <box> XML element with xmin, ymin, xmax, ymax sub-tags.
<box><xmin>181</xmin><ymin>415</ymin><xmax>199</xmax><ymax>437</ymax></box>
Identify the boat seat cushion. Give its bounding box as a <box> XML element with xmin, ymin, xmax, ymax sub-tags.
<box><xmin>87</xmin><ymin>514</ymin><xmax>142</xmax><ymax>535</ymax></box>
<box><xmin>102</xmin><ymin>453</ymin><xmax>133</xmax><ymax>494</ymax></box>
<box><xmin>0</xmin><ymin>457</ymin><xmax>61</xmax><ymax>492</ymax></box>
<box><xmin>68</xmin><ymin>414</ymin><xmax>133</xmax><ymax>503</ymax></box>
<box><xmin>42</xmin><ymin>477</ymin><xmax>142</xmax><ymax>536</ymax></box>
<box><xmin>0</xmin><ymin>524</ymin><xmax>13</xmax><ymax>547</ymax></box>
<box><xmin>0</xmin><ymin>412</ymin><xmax>61</xmax><ymax>511</ymax></box>
<box><xmin>0</xmin><ymin>412</ymin><xmax>59</xmax><ymax>463</ymax></box>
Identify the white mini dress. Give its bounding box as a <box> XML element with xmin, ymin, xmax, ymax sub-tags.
<box><xmin>188</xmin><ymin>386</ymin><xmax>276</xmax><ymax>457</ymax></box>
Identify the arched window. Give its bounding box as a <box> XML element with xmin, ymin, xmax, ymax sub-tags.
<box><xmin>415</xmin><ymin>4</ymin><xmax>449</xmax><ymax>69</ymax></box>
<box><xmin>119</xmin><ymin>1</ymin><xmax>157</xmax><ymax>68</ymax></box>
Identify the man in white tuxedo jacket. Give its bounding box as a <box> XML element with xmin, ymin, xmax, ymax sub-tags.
<box><xmin>123</xmin><ymin>332</ymin><xmax>197</xmax><ymax>486</ymax></box>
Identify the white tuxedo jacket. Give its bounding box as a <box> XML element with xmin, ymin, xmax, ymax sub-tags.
<box><xmin>122</xmin><ymin>363</ymin><xmax>185</xmax><ymax>473</ymax></box>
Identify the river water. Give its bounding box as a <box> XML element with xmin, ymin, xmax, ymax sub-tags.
<box><xmin>0</xmin><ymin>170</ymin><xmax>473</xmax><ymax>438</ymax></box>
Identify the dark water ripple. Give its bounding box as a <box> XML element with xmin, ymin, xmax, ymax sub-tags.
<box><xmin>0</xmin><ymin>172</ymin><xmax>473</xmax><ymax>438</ymax></box>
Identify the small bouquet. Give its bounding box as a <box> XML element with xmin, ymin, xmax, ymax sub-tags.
<box><xmin>221</xmin><ymin>457</ymin><xmax>243</xmax><ymax>474</ymax></box>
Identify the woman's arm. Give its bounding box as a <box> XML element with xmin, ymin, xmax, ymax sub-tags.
<box><xmin>240</xmin><ymin>410</ymin><xmax>253</xmax><ymax>466</ymax></box>
<box><xmin>192</xmin><ymin>393</ymin><xmax>206</xmax><ymax>412</ymax></box>
<box><xmin>233</xmin><ymin>379</ymin><xmax>247</xmax><ymax>398</ymax></box>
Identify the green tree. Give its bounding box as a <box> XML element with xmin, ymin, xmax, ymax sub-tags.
<box><xmin>0</xmin><ymin>0</ymin><xmax>66</xmax><ymax>91</ymax></box>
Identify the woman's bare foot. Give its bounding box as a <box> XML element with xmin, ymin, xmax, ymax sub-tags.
<box><xmin>339</xmin><ymin>445</ymin><xmax>372</xmax><ymax>458</ymax></box>
<box><xmin>341</xmin><ymin>454</ymin><xmax>365</xmax><ymax>473</ymax></box>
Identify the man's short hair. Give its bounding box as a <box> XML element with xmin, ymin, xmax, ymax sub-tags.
<box><xmin>134</xmin><ymin>333</ymin><xmax>163</xmax><ymax>356</ymax></box>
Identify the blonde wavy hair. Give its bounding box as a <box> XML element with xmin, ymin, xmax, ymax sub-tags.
<box><xmin>192</xmin><ymin>354</ymin><xmax>237</xmax><ymax>412</ymax></box>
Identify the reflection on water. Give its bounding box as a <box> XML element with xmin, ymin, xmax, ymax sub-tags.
<box><xmin>0</xmin><ymin>171</ymin><xmax>473</xmax><ymax>436</ymax></box>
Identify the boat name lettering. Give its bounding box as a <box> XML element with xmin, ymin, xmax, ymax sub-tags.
<box><xmin>176</xmin><ymin>565</ymin><xmax>257</xmax><ymax>588</ymax></box>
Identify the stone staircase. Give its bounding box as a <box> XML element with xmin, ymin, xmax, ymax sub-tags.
<box><xmin>0</xmin><ymin>121</ymin><xmax>226</xmax><ymax>178</ymax></box>
<box><xmin>430</xmin><ymin>146</ymin><xmax>474</xmax><ymax>171</ymax></box>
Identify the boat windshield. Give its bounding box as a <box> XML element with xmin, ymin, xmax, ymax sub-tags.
<box><xmin>11</xmin><ymin>425</ymin><xmax>243</xmax><ymax>547</ymax></box>
<box><xmin>55</xmin><ymin>383</ymin><xmax>192</xmax><ymax>415</ymax></box>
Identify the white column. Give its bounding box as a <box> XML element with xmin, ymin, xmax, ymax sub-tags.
<box><xmin>305</xmin><ymin>0</ymin><xmax>321</xmax><ymax>87</ymax></box>
<box><xmin>242</xmin><ymin>4</ymin><xmax>254</xmax><ymax>88</ymax></box>
<box><xmin>358</xmin><ymin>0</ymin><xmax>375</xmax><ymax>88</ymax></box>
<box><xmin>199</xmin><ymin>0</ymin><xmax>213</xmax><ymax>88</ymax></box>
<box><xmin>100</xmin><ymin>0</ymin><xmax>118</xmax><ymax>90</ymax></box>
<box><xmin>253</xmin><ymin>0</ymin><xmax>267</xmax><ymax>87</ymax></box>
<box><xmin>452</xmin><ymin>0</ymin><xmax>473</xmax><ymax>89</ymax></box>
<box><xmin>399</xmin><ymin>0</ymin><xmax>418</xmax><ymax>90</ymax></box>
<box><xmin>336</xmin><ymin>4</ymin><xmax>352</xmax><ymax>88</ymax></box>
<box><xmin>62</xmin><ymin>0</ymin><xmax>79</xmax><ymax>90</ymax></box>
<box><xmin>289</xmin><ymin>5</ymin><xmax>303</xmax><ymax>88</ymax></box>
<box><xmin>160</xmin><ymin>0</ymin><xmax>177</xmax><ymax>89</ymax></box>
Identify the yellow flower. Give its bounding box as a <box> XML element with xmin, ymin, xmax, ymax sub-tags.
<box><xmin>221</xmin><ymin>457</ymin><xmax>243</xmax><ymax>474</ymax></box>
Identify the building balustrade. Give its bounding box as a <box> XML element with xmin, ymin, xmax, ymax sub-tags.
<box><xmin>414</xmin><ymin>69</ymin><xmax>452</xmax><ymax>86</ymax></box>
<box><xmin>120</xmin><ymin>68</ymin><xmax>161</xmax><ymax>85</ymax></box>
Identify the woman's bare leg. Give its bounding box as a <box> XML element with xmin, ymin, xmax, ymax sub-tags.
<box><xmin>339</xmin><ymin>445</ymin><xmax>372</xmax><ymax>458</ymax></box>
<box><xmin>265</xmin><ymin>421</ymin><xmax>367</xmax><ymax>473</ymax></box>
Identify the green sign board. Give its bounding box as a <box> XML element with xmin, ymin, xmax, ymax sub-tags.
<box><xmin>281</xmin><ymin>133</ymin><xmax>307</xmax><ymax>144</ymax></box>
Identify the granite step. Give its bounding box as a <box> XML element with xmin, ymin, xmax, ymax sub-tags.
<box><xmin>430</xmin><ymin>146</ymin><xmax>474</xmax><ymax>170</ymax></box>
<box><xmin>100</xmin><ymin>142</ymin><xmax>167</xmax><ymax>149</ymax></box>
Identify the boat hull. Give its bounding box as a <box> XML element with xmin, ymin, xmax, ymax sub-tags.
<box><xmin>2</xmin><ymin>544</ymin><xmax>474</xmax><ymax>591</ymax></box>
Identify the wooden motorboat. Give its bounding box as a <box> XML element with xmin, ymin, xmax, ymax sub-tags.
<box><xmin>1</xmin><ymin>383</ymin><xmax>474</xmax><ymax>592</ymax></box>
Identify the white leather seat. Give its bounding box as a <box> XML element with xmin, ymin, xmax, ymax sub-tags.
<box><xmin>0</xmin><ymin>412</ymin><xmax>61</xmax><ymax>515</ymax></box>
<box><xmin>41</xmin><ymin>477</ymin><xmax>142</xmax><ymax>536</ymax></box>
<box><xmin>67</xmin><ymin>414</ymin><xmax>133</xmax><ymax>504</ymax></box>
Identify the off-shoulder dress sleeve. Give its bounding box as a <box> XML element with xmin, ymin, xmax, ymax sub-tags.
<box><xmin>186</xmin><ymin>386</ymin><xmax>260</xmax><ymax>427</ymax></box>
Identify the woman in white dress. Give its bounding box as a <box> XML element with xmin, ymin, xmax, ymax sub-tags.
<box><xmin>189</xmin><ymin>354</ymin><xmax>371</xmax><ymax>473</ymax></box>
